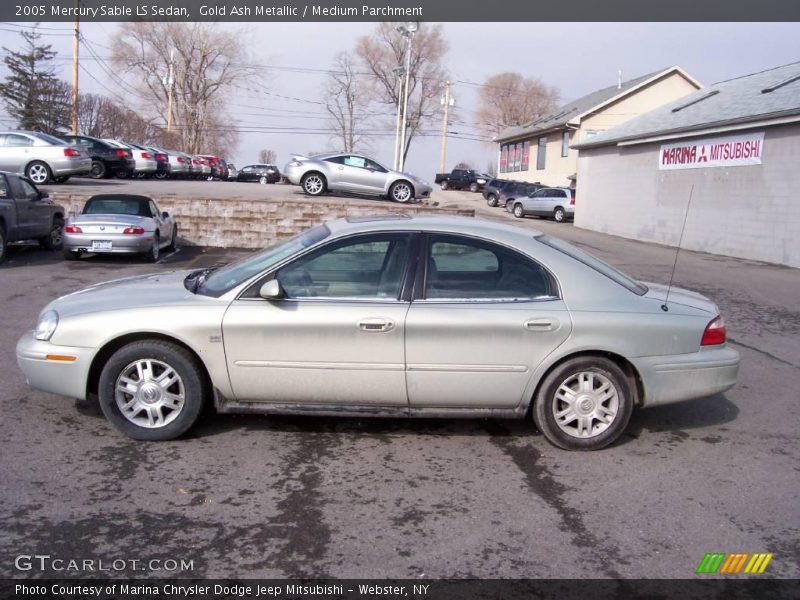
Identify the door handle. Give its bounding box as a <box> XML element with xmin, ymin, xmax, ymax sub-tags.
<box><xmin>357</xmin><ymin>318</ymin><xmax>394</xmax><ymax>332</ymax></box>
<box><xmin>524</xmin><ymin>318</ymin><xmax>559</xmax><ymax>332</ymax></box>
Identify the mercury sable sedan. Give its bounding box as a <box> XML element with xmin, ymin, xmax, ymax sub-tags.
<box><xmin>16</xmin><ymin>216</ymin><xmax>739</xmax><ymax>450</ymax></box>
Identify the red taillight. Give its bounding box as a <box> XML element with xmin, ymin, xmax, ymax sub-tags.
<box><xmin>63</xmin><ymin>148</ymin><xmax>80</xmax><ymax>157</ymax></box>
<box><xmin>701</xmin><ymin>316</ymin><xmax>727</xmax><ymax>346</ymax></box>
<box><xmin>115</xmin><ymin>149</ymin><xmax>128</xmax><ymax>157</ymax></box>
<box><xmin>141</xmin><ymin>152</ymin><xmax>151</xmax><ymax>159</ymax></box>
<box><xmin>177</xmin><ymin>157</ymin><xmax>187</xmax><ymax>163</ymax></box>
<box><xmin>570</xmin><ymin>195</ymin><xmax>576</xmax><ymax>206</ymax></box>
<box><xmin>155</xmin><ymin>153</ymin><xmax>166</xmax><ymax>161</ymax></box>
<box><xmin>193</xmin><ymin>159</ymin><xmax>201</xmax><ymax>165</ymax></box>
<box><xmin>123</xmin><ymin>227</ymin><xmax>145</xmax><ymax>235</ymax></box>
<box><xmin>64</xmin><ymin>225</ymin><xmax>82</xmax><ymax>233</ymax></box>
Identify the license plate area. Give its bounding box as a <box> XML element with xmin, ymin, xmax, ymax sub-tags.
<box><xmin>91</xmin><ymin>240</ymin><xmax>112</xmax><ymax>252</ymax></box>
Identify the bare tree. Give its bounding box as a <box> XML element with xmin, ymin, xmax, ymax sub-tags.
<box><xmin>355</xmin><ymin>23</ymin><xmax>448</xmax><ymax>162</ymax></box>
<box><xmin>454</xmin><ymin>160</ymin><xmax>473</xmax><ymax>169</ymax></box>
<box><xmin>258</xmin><ymin>149</ymin><xmax>277</xmax><ymax>164</ymax></box>
<box><xmin>324</xmin><ymin>52</ymin><xmax>370</xmax><ymax>153</ymax></box>
<box><xmin>475</xmin><ymin>72</ymin><xmax>559</xmax><ymax>138</ymax></box>
<box><xmin>111</xmin><ymin>23</ymin><xmax>259</xmax><ymax>154</ymax></box>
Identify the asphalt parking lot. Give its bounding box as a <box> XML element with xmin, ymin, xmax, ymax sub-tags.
<box><xmin>1</xmin><ymin>184</ymin><xmax>799</xmax><ymax>581</ymax></box>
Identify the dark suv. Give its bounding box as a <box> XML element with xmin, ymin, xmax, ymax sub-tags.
<box><xmin>499</xmin><ymin>181</ymin><xmax>544</xmax><ymax>210</ymax></box>
<box><xmin>59</xmin><ymin>135</ymin><xmax>135</xmax><ymax>179</ymax></box>
<box><xmin>483</xmin><ymin>178</ymin><xmax>514</xmax><ymax>207</ymax></box>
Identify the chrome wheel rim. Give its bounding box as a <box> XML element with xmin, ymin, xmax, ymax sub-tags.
<box><xmin>28</xmin><ymin>164</ymin><xmax>48</xmax><ymax>183</ymax></box>
<box><xmin>114</xmin><ymin>359</ymin><xmax>185</xmax><ymax>428</ymax></box>
<box><xmin>304</xmin><ymin>175</ymin><xmax>323</xmax><ymax>194</ymax></box>
<box><xmin>152</xmin><ymin>237</ymin><xmax>159</xmax><ymax>260</ymax></box>
<box><xmin>514</xmin><ymin>205</ymin><xmax>523</xmax><ymax>217</ymax></box>
<box><xmin>555</xmin><ymin>209</ymin><xmax>564</xmax><ymax>222</ymax></box>
<box><xmin>259</xmin><ymin>176</ymin><xmax>267</xmax><ymax>184</ymax></box>
<box><xmin>553</xmin><ymin>371</ymin><xmax>619</xmax><ymax>439</ymax></box>
<box><xmin>392</xmin><ymin>183</ymin><xmax>411</xmax><ymax>202</ymax></box>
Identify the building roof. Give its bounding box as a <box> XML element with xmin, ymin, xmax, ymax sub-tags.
<box><xmin>574</xmin><ymin>61</ymin><xmax>800</xmax><ymax>149</ymax></box>
<box><xmin>494</xmin><ymin>67</ymin><xmax>699</xmax><ymax>143</ymax></box>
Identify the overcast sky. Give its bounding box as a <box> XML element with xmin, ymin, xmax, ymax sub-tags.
<box><xmin>1</xmin><ymin>21</ymin><xmax>799</xmax><ymax>181</ymax></box>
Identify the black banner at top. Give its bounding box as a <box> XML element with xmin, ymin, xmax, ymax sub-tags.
<box><xmin>2</xmin><ymin>0</ymin><xmax>800</xmax><ymax>22</ymax></box>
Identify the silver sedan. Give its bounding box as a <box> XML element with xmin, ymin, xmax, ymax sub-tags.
<box><xmin>283</xmin><ymin>153</ymin><xmax>432</xmax><ymax>203</ymax></box>
<box><xmin>62</xmin><ymin>194</ymin><xmax>178</xmax><ymax>262</ymax></box>
<box><xmin>17</xmin><ymin>216</ymin><xmax>739</xmax><ymax>450</ymax></box>
<box><xmin>0</xmin><ymin>130</ymin><xmax>92</xmax><ymax>184</ymax></box>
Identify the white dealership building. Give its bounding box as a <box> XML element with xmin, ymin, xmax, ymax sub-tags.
<box><xmin>572</xmin><ymin>61</ymin><xmax>800</xmax><ymax>268</ymax></box>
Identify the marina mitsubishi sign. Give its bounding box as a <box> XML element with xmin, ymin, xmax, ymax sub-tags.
<box><xmin>659</xmin><ymin>131</ymin><xmax>765</xmax><ymax>170</ymax></box>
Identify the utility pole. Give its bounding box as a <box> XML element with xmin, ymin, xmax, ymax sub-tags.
<box><xmin>70</xmin><ymin>11</ymin><xmax>79</xmax><ymax>134</ymax></box>
<box><xmin>396</xmin><ymin>22</ymin><xmax>418</xmax><ymax>172</ymax></box>
<box><xmin>439</xmin><ymin>81</ymin><xmax>453</xmax><ymax>174</ymax></box>
<box><xmin>166</xmin><ymin>49</ymin><xmax>175</xmax><ymax>132</ymax></box>
<box><xmin>392</xmin><ymin>67</ymin><xmax>405</xmax><ymax>171</ymax></box>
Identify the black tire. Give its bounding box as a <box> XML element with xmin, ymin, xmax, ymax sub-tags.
<box><xmin>513</xmin><ymin>203</ymin><xmax>525</xmax><ymax>218</ymax></box>
<box><xmin>0</xmin><ymin>226</ymin><xmax>7</xmax><ymax>264</ymax></box>
<box><xmin>89</xmin><ymin>160</ymin><xmax>106</xmax><ymax>179</ymax></box>
<box><xmin>54</xmin><ymin>176</ymin><xmax>70</xmax><ymax>184</ymax></box>
<box><xmin>98</xmin><ymin>340</ymin><xmax>208</xmax><ymax>441</ymax></box>
<box><xmin>25</xmin><ymin>160</ymin><xmax>52</xmax><ymax>185</ymax></box>
<box><xmin>301</xmin><ymin>172</ymin><xmax>326</xmax><ymax>196</ymax></box>
<box><xmin>469</xmin><ymin>182</ymin><xmax>479</xmax><ymax>193</ymax></box>
<box><xmin>389</xmin><ymin>180</ymin><xmax>414</xmax><ymax>204</ymax></box>
<box><xmin>554</xmin><ymin>207</ymin><xmax>566</xmax><ymax>223</ymax></box>
<box><xmin>154</xmin><ymin>171</ymin><xmax>168</xmax><ymax>180</ymax></box>
<box><xmin>144</xmin><ymin>233</ymin><xmax>160</xmax><ymax>263</ymax></box>
<box><xmin>63</xmin><ymin>249</ymin><xmax>81</xmax><ymax>261</ymax></box>
<box><xmin>39</xmin><ymin>217</ymin><xmax>64</xmax><ymax>250</ymax></box>
<box><xmin>166</xmin><ymin>225</ymin><xmax>178</xmax><ymax>252</ymax></box>
<box><xmin>115</xmin><ymin>168</ymin><xmax>131</xmax><ymax>179</ymax></box>
<box><xmin>533</xmin><ymin>356</ymin><xmax>633</xmax><ymax>451</ymax></box>
<box><xmin>487</xmin><ymin>194</ymin><xmax>499</xmax><ymax>207</ymax></box>
<box><xmin>440</xmin><ymin>180</ymin><xmax>449</xmax><ymax>191</ymax></box>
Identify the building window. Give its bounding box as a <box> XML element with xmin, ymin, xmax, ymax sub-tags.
<box><xmin>514</xmin><ymin>143</ymin><xmax>523</xmax><ymax>171</ymax></box>
<box><xmin>537</xmin><ymin>137</ymin><xmax>547</xmax><ymax>170</ymax></box>
<box><xmin>521</xmin><ymin>141</ymin><xmax>530</xmax><ymax>171</ymax></box>
<box><xmin>561</xmin><ymin>131</ymin><xmax>570</xmax><ymax>157</ymax></box>
<box><xmin>499</xmin><ymin>146</ymin><xmax>508</xmax><ymax>173</ymax></box>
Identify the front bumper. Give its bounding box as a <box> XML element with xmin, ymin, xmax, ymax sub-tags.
<box><xmin>50</xmin><ymin>157</ymin><xmax>92</xmax><ymax>177</ymax></box>
<box><xmin>414</xmin><ymin>183</ymin><xmax>432</xmax><ymax>199</ymax></box>
<box><xmin>633</xmin><ymin>346</ymin><xmax>740</xmax><ymax>407</ymax></box>
<box><xmin>63</xmin><ymin>232</ymin><xmax>154</xmax><ymax>254</ymax></box>
<box><xmin>16</xmin><ymin>331</ymin><xmax>95</xmax><ymax>400</ymax></box>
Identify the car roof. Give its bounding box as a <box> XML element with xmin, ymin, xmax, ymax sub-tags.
<box><xmin>331</xmin><ymin>214</ymin><xmax>543</xmax><ymax>240</ymax></box>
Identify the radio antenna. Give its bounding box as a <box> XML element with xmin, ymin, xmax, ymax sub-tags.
<box><xmin>662</xmin><ymin>184</ymin><xmax>694</xmax><ymax>312</ymax></box>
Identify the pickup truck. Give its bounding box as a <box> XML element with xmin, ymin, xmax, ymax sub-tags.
<box><xmin>0</xmin><ymin>171</ymin><xmax>65</xmax><ymax>263</ymax></box>
<box><xmin>434</xmin><ymin>169</ymin><xmax>489</xmax><ymax>192</ymax></box>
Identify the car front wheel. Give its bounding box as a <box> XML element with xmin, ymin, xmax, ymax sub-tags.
<box><xmin>390</xmin><ymin>180</ymin><xmax>414</xmax><ymax>203</ymax></box>
<box><xmin>487</xmin><ymin>194</ymin><xmax>498</xmax><ymax>207</ymax></box>
<box><xmin>302</xmin><ymin>173</ymin><xmax>326</xmax><ymax>196</ymax></box>
<box><xmin>89</xmin><ymin>160</ymin><xmax>106</xmax><ymax>179</ymax></box>
<box><xmin>98</xmin><ymin>340</ymin><xmax>207</xmax><ymax>441</ymax></box>
<box><xmin>513</xmin><ymin>204</ymin><xmax>525</xmax><ymax>218</ymax></box>
<box><xmin>533</xmin><ymin>356</ymin><xmax>633</xmax><ymax>450</ymax></box>
<box><xmin>469</xmin><ymin>182</ymin><xmax>479</xmax><ymax>193</ymax></box>
<box><xmin>39</xmin><ymin>218</ymin><xmax>64</xmax><ymax>250</ymax></box>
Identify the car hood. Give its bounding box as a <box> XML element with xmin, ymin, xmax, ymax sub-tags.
<box><xmin>68</xmin><ymin>214</ymin><xmax>150</xmax><ymax>226</ymax></box>
<box><xmin>46</xmin><ymin>270</ymin><xmax>211</xmax><ymax>318</ymax></box>
<box><xmin>642</xmin><ymin>282</ymin><xmax>718</xmax><ymax>314</ymax></box>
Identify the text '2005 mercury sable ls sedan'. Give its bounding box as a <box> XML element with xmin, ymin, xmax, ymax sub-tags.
<box><xmin>16</xmin><ymin>215</ymin><xmax>739</xmax><ymax>450</ymax></box>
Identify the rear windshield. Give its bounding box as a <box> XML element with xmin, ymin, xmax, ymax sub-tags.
<box><xmin>537</xmin><ymin>235</ymin><xmax>648</xmax><ymax>295</ymax></box>
<box><xmin>83</xmin><ymin>199</ymin><xmax>148</xmax><ymax>216</ymax></box>
<box><xmin>33</xmin><ymin>132</ymin><xmax>69</xmax><ymax>145</ymax></box>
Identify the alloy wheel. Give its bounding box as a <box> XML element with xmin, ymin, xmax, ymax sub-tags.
<box><xmin>114</xmin><ymin>358</ymin><xmax>186</xmax><ymax>428</ymax></box>
<box><xmin>27</xmin><ymin>163</ymin><xmax>49</xmax><ymax>184</ymax></box>
<box><xmin>392</xmin><ymin>182</ymin><xmax>412</xmax><ymax>203</ymax></box>
<box><xmin>552</xmin><ymin>371</ymin><xmax>619</xmax><ymax>439</ymax></box>
<box><xmin>304</xmin><ymin>175</ymin><xmax>324</xmax><ymax>195</ymax></box>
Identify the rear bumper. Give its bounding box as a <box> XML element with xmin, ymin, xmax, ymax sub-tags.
<box><xmin>134</xmin><ymin>158</ymin><xmax>158</xmax><ymax>173</ymax></box>
<box><xmin>633</xmin><ymin>346</ymin><xmax>740</xmax><ymax>407</ymax></box>
<box><xmin>50</xmin><ymin>157</ymin><xmax>92</xmax><ymax>177</ymax></box>
<box><xmin>63</xmin><ymin>231</ymin><xmax>154</xmax><ymax>254</ymax></box>
<box><xmin>16</xmin><ymin>331</ymin><xmax>94</xmax><ymax>401</ymax></box>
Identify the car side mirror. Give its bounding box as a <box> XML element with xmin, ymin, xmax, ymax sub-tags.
<box><xmin>38</xmin><ymin>191</ymin><xmax>49</xmax><ymax>200</ymax></box>
<box><xmin>162</xmin><ymin>211</ymin><xmax>169</xmax><ymax>218</ymax></box>
<box><xmin>259</xmin><ymin>279</ymin><xmax>284</xmax><ymax>300</ymax></box>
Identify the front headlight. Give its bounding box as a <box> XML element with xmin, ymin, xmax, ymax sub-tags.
<box><xmin>34</xmin><ymin>310</ymin><xmax>58</xmax><ymax>341</ymax></box>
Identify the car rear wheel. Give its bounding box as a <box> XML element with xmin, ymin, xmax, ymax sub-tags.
<box><xmin>533</xmin><ymin>356</ymin><xmax>633</xmax><ymax>451</ymax></box>
<box><xmin>116</xmin><ymin>169</ymin><xmax>131</xmax><ymax>179</ymax></box>
<box><xmin>259</xmin><ymin>176</ymin><xmax>267</xmax><ymax>184</ymax></box>
<box><xmin>513</xmin><ymin>203</ymin><xmax>525</xmax><ymax>218</ymax></box>
<box><xmin>98</xmin><ymin>340</ymin><xmax>207</xmax><ymax>441</ymax></box>
<box><xmin>166</xmin><ymin>225</ymin><xmax>178</xmax><ymax>252</ymax></box>
<box><xmin>440</xmin><ymin>180</ymin><xmax>449</xmax><ymax>191</ymax></box>
<box><xmin>39</xmin><ymin>218</ymin><xmax>64</xmax><ymax>250</ymax></box>
<box><xmin>89</xmin><ymin>160</ymin><xmax>106</xmax><ymax>179</ymax></box>
<box><xmin>25</xmin><ymin>161</ymin><xmax>52</xmax><ymax>185</ymax></box>
<box><xmin>469</xmin><ymin>182</ymin><xmax>479</xmax><ymax>193</ymax></box>
<box><xmin>0</xmin><ymin>226</ymin><xmax>7</xmax><ymax>264</ymax></box>
<box><xmin>301</xmin><ymin>173</ymin><xmax>326</xmax><ymax>196</ymax></box>
<box><xmin>144</xmin><ymin>233</ymin><xmax>160</xmax><ymax>263</ymax></box>
<box><xmin>487</xmin><ymin>194</ymin><xmax>498</xmax><ymax>207</ymax></box>
<box><xmin>390</xmin><ymin>180</ymin><xmax>414</xmax><ymax>203</ymax></box>
<box><xmin>154</xmin><ymin>171</ymin><xmax>168</xmax><ymax>180</ymax></box>
<box><xmin>554</xmin><ymin>207</ymin><xmax>566</xmax><ymax>222</ymax></box>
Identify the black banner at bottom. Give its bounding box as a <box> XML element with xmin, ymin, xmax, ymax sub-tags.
<box><xmin>2</xmin><ymin>579</ymin><xmax>799</xmax><ymax>600</ymax></box>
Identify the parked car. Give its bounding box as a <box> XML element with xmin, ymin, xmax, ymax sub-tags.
<box><xmin>237</xmin><ymin>164</ymin><xmax>281</xmax><ymax>184</ymax></box>
<box><xmin>191</xmin><ymin>156</ymin><xmax>212</xmax><ymax>179</ymax></box>
<box><xmin>284</xmin><ymin>153</ymin><xmax>431</xmax><ymax>202</ymax></box>
<box><xmin>508</xmin><ymin>187</ymin><xmax>576</xmax><ymax>222</ymax></box>
<box><xmin>434</xmin><ymin>169</ymin><xmax>488</xmax><ymax>192</ymax></box>
<box><xmin>483</xmin><ymin>178</ymin><xmax>515</xmax><ymax>207</ymax></box>
<box><xmin>499</xmin><ymin>181</ymin><xmax>544</xmax><ymax>211</ymax></box>
<box><xmin>0</xmin><ymin>171</ymin><xmax>65</xmax><ymax>263</ymax></box>
<box><xmin>59</xmin><ymin>134</ymin><xmax>135</xmax><ymax>179</ymax></box>
<box><xmin>0</xmin><ymin>131</ymin><xmax>91</xmax><ymax>184</ymax></box>
<box><xmin>217</xmin><ymin>159</ymin><xmax>231</xmax><ymax>181</ymax></box>
<box><xmin>143</xmin><ymin>147</ymin><xmax>171</xmax><ymax>180</ymax></box>
<box><xmin>62</xmin><ymin>194</ymin><xmax>177</xmax><ymax>262</ymax></box>
<box><xmin>16</xmin><ymin>215</ymin><xmax>739</xmax><ymax>450</ymax></box>
<box><xmin>226</xmin><ymin>163</ymin><xmax>238</xmax><ymax>181</ymax></box>
<box><xmin>198</xmin><ymin>155</ymin><xmax>224</xmax><ymax>180</ymax></box>
<box><xmin>157</xmin><ymin>149</ymin><xmax>190</xmax><ymax>179</ymax></box>
<box><xmin>121</xmin><ymin>142</ymin><xmax>160</xmax><ymax>178</ymax></box>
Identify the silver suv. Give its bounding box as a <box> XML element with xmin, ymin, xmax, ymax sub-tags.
<box><xmin>0</xmin><ymin>131</ymin><xmax>91</xmax><ymax>184</ymax></box>
<box><xmin>507</xmin><ymin>187</ymin><xmax>576</xmax><ymax>222</ymax></box>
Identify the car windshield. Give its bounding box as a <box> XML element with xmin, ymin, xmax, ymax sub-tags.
<box><xmin>83</xmin><ymin>198</ymin><xmax>149</xmax><ymax>216</ymax></box>
<box><xmin>537</xmin><ymin>235</ymin><xmax>648</xmax><ymax>295</ymax></box>
<box><xmin>198</xmin><ymin>224</ymin><xmax>331</xmax><ymax>296</ymax></box>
